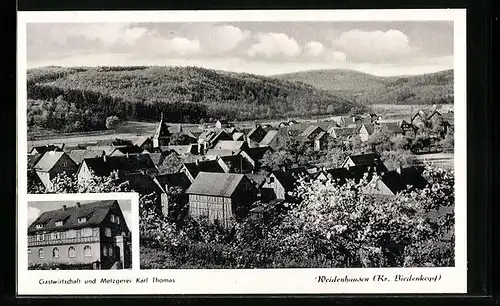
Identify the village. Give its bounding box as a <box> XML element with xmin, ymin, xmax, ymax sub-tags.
<box><xmin>27</xmin><ymin>106</ymin><xmax>454</xmax><ymax>227</ymax></box>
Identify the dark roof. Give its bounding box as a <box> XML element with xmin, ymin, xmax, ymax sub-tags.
<box><xmin>244</xmin><ymin>146</ymin><xmax>273</xmax><ymax>162</ymax></box>
<box><xmin>299</xmin><ymin>125</ymin><xmax>323</xmax><ymax>138</ymax></box>
<box><xmin>380</xmin><ymin>122</ymin><xmax>404</xmax><ymax>134</ymax></box>
<box><xmin>318</xmin><ymin>165</ymin><xmax>381</xmax><ymax>184</ymax></box>
<box><xmin>147</xmin><ymin>152</ymin><xmax>164</xmax><ymax>165</ymax></box>
<box><xmin>28</xmin><ymin>200</ymin><xmax>119</xmax><ymax>234</ymax></box>
<box><xmin>124</xmin><ymin>173</ymin><xmax>162</xmax><ymax>194</ymax></box>
<box><xmin>153</xmin><ymin>172</ymin><xmax>191</xmax><ymax>193</ymax></box>
<box><xmin>247</xmin><ymin>125</ymin><xmax>267</xmax><ymax>143</ymax></box>
<box><xmin>28</xmin><ymin>154</ymin><xmax>42</xmax><ymax>169</ymax></box>
<box><xmin>271</xmin><ymin>167</ymin><xmax>309</xmax><ymax>190</ymax></box>
<box><xmin>82</xmin><ymin>154</ymin><xmax>156</xmax><ymax>177</ymax></box>
<box><xmin>182</xmin><ymin>159</ymin><xmax>227</xmax><ymax>179</ymax></box>
<box><xmin>220</xmin><ymin>155</ymin><xmax>254</xmax><ymax>172</ymax></box>
<box><xmin>361</xmin><ymin>123</ymin><xmax>375</xmax><ymax>134</ymax></box>
<box><xmin>186</xmin><ymin>172</ymin><xmax>245</xmax><ymax>197</ymax></box>
<box><xmin>109</xmin><ymin>146</ymin><xmax>146</xmax><ymax>156</ymax></box>
<box><xmin>69</xmin><ymin>150</ymin><xmax>104</xmax><ymax>164</ymax></box>
<box><xmin>33</xmin><ymin>151</ymin><xmax>71</xmax><ymax>172</ymax></box>
<box><xmin>245</xmin><ymin>173</ymin><xmax>267</xmax><ymax>188</ymax></box>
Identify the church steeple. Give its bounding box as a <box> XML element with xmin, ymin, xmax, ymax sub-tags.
<box><xmin>153</xmin><ymin>111</ymin><xmax>170</xmax><ymax>148</ymax></box>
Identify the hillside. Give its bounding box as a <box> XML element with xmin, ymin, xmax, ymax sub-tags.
<box><xmin>275</xmin><ymin>69</ymin><xmax>454</xmax><ymax>105</ymax></box>
<box><xmin>27</xmin><ymin>66</ymin><xmax>357</xmax><ymax>133</ymax></box>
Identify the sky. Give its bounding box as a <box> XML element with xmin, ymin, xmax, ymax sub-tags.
<box><xmin>27</xmin><ymin>200</ymin><xmax>132</xmax><ymax>231</ymax></box>
<box><xmin>26</xmin><ymin>21</ymin><xmax>454</xmax><ymax>76</ymax></box>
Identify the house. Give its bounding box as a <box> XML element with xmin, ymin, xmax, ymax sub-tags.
<box><xmin>299</xmin><ymin>125</ymin><xmax>324</xmax><ymax>140</ymax></box>
<box><xmin>212</xmin><ymin>140</ymin><xmax>249</xmax><ymax>153</ymax></box>
<box><xmin>411</xmin><ymin>110</ymin><xmax>429</xmax><ymax>129</ymax></box>
<box><xmin>260</xmin><ymin>167</ymin><xmax>309</xmax><ymax>201</ymax></box>
<box><xmin>240</xmin><ymin>146</ymin><xmax>273</xmax><ymax>170</ymax></box>
<box><xmin>399</xmin><ymin>120</ymin><xmax>417</xmax><ymax>136</ymax></box>
<box><xmin>246</xmin><ymin>125</ymin><xmax>267</xmax><ymax>147</ymax></box>
<box><xmin>27</xmin><ymin>200</ymin><xmax>132</xmax><ymax>270</ymax></box>
<box><xmin>314</xmin><ymin>165</ymin><xmax>380</xmax><ymax>185</ymax></box>
<box><xmin>69</xmin><ymin>150</ymin><xmax>105</xmax><ymax>165</ymax></box>
<box><xmin>314</xmin><ymin>131</ymin><xmax>329</xmax><ymax>151</ymax></box>
<box><xmin>197</xmin><ymin>130</ymin><xmax>232</xmax><ymax>154</ymax></box>
<box><xmin>363</xmin><ymin>166</ymin><xmax>427</xmax><ymax>196</ymax></box>
<box><xmin>259</xmin><ymin>129</ymin><xmax>286</xmax><ymax>150</ymax></box>
<box><xmin>220</xmin><ymin>154</ymin><xmax>255</xmax><ymax>174</ymax></box>
<box><xmin>77</xmin><ymin>154</ymin><xmax>157</xmax><ymax>184</ymax></box>
<box><xmin>109</xmin><ymin>146</ymin><xmax>146</xmax><ymax>157</ymax></box>
<box><xmin>327</xmin><ymin>127</ymin><xmax>359</xmax><ymax>139</ymax></box>
<box><xmin>186</xmin><ymin>172</ymin><xmax>258</xmax><ymax>226</ymax></box>
<box><xmin>359</xmin><ymin>123</ymin><xmax>375</xmax><ymax>142</ymax></box>
<box><xmin>341</xmin><ymin>152</ymin><xmax>388</xmax><ymax>172</ymax></box>
<box><xmin>28</xmin><ymin>154</ymin><xmax>42</xmax><ymax>170</ymax></box>
<box><xmin>153</xmin><ymin>172</ymin><xmax>192</xmax><ymax>217</ymax></box>
<box><xmin>33</xmin><ymin>151</ymin><xmax>78</xmax><ymax>190</ymax></box>
<box><xmin>215</xmin><ymin>120</ymin><xmax>231</xmax><ymax>129</ymax></box>
<box><xmin>131</xmin><ymin>136</ymin><xmax>153</xmax><ymax>151</ymax></box>
<box><xmin>180</xmin><ymin>158</ymin><xmax>229</xmax><ymax>182</ymax></box>
<box><xmin>29</xmin><ymin>144</ymin><xmax>63</xmax><ymax>155</ymax></box>
<box><xmin>245</xmin><ymin>173</ymin><xmax>268</xmax><ymax>190</ymax></box>
<box><xmin>232</xmin><ymin>132</ymin><xmax>245</xmax><ymax>141</ymax></box>
<box><xmin>379</xmin><ymin>122</ymin><xmax>404</xmax><ymax>135</ymax></box>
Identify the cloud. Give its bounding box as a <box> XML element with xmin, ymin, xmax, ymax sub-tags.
<box><xmin>248</xmin><ymin>32</ymin><xmax>301</xmax><ymax>58</ymax></box>
<box><xmin>332</xmin><ymin>29</ymin><xmax>415</xmax><ymax>62</ymax></box>
<box><xmin>27</xmin><ymin>207</ymin><xmax>41</xmax><ymax>224</ymax></box>
<box><xmin>305</xmin><ymin>41</ymin><xmax>325</xmax><ymax>56</ymax></box>
<box><xmin>204</xmin><ymin>25</ymin><xmax>250</xmax><ymax>54</ymax></box>
<box><xmin>168</xmin><ymin>37</ymin><xmax>201</xmax><ymax>56</ymax></box>
<box><xmin>326</xmin><ymin>51</ymin><xmax>347</xmax><ymax>62</ymax></box>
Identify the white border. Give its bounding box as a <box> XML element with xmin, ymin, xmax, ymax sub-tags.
<box><xmin>17</xmin><ymin>9</ymin><xmax>467</xmax><ymax>295</ymax></box>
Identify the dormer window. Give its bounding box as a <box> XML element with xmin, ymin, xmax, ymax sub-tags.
<box><xmin>35</xmin><ymin>224</ymin><xmax>43</xmax><ymax>229</ymax></box>
<box><xmin>55</xmin><ymin>221</ymin><xmax>63</xmax><ymax>227</ymax></box>
<box><xmin>78</xmin><ymin>217</ymin><xmax>87</xmax><ymax>224</ymax></box>
<box><xmin>110</xmin><ymin>214</ymin><xmax>115</xmax><ymax>223</ymax></box>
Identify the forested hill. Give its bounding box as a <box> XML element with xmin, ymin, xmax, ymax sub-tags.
<box><xmin>27</xmin><ymin>66</ymin><xmax>358</xmax><ymax>133</ymax></box>
<box><xmin>275</xmin><ymin>69</ymin><xmax>454</xmax><ymax>105</ymax></box>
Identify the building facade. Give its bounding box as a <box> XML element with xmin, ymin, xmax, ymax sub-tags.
<box><xmin>28</xmin><ymin>200</ymin><xmax>132</xmax><ymax>270</ymax></box>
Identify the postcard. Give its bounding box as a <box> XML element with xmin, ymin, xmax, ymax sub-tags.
<box><xmin>17</xmin><ymin>8</ymin><xmax>467</xmax><ymax>295</ymax></box>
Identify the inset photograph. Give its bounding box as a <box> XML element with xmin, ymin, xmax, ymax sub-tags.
<box><xmin>27</xmin><ymin>199</ymin><xmax>132</xmax><ymax>270</ymax></box>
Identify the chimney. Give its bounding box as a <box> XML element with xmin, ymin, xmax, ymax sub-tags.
<box><xmin>62</xmin><ymin>205</ymin><xmax>67</xmax><ymax>211</ymax></box>
<box><xmin>76</xmin><ymin>202</ymin><xmax>81</xmax><ymax>208</ymax></box>
<box><xmin>103</xmin><ymin>154</ymin><xmax>107</xmax><ymax>162</ymax></box>
<box><xmin>281</xmin><ymin>166</ymin><xmax>286</xmax><ymax>172</ymax></box>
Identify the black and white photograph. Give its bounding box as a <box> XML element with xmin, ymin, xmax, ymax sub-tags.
<box><xmin>27</xmin><ymin>199</ymin><xmax>133</xmax><ymax>270</ymax></box>
<box><xmin>17</xmin><ymin>9</ymin><xmax>467</xmax><ymax>294</ymax></box>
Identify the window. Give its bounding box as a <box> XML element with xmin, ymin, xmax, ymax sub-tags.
<box><xmin>38</xmin><ymin>249</ymin><xmax>44</xmax><ymax>259</ymax></box>
<box><xmin>68</xmin><ymin>246</ymin><xmax>76</xmax><ymax>258</ymax></box>
<box><xmin>52</xmin><ymin>247</ymin><xmax>59</xmax><ymax>258</ymax></box>
<box><xmin>35</xmin><ymin>224</ymin><xmax>43</xmax><ymax>229</ymax></box>
<box><xmin>103</xmin><ymin>247</ymin><xmax>108</xmax><ymax>256</ymax></box>
<box><xmin>77</xmin><ymin>217</ymin><xmax>86</xmax><ymax>224</ymax></box>
<box><xmin>37</xmin><ymin>234</ymin><xmax>44</xmax><ymax>241</ymax></box>
<box><xmin>84</xmin><ymin>245</ymin><xmax>91</xmax><ymax>257</ymax></box>
<box><xmin>110</xmin><ymin>214</ymin><xmax>115</xmax><ymax>223</ymax></box>
<box><xmin>51</xmin><ymin>232</ymin><xmax>60</xmax><ymax>240</ymax></box>
<box><xmin>82</xmin><ymin>228</ymin><xmax>93</xmax><ymax>237</ymax></box>
<box><xmin>66</xmin><ymin>230</ymin><xmax>76</xmax><ymax>238</ymax></box>
<box><xmin>104</xmin><ymin>228</ymin><xmax>112</xmax><ymax>237</ymax></box>
<box><xmin>108</xmin><ymin>246</ymin><xmax>113</xmax><ymax>256</ymax></box>
<box><xmin>116</xmin><ymin>217</ymin><xmax>120</xmax><ymax>225</ymax></box>
<box><xmin>55</xmin><ymin>221</ymin><xmax>63</xmax><ymax>227</ymax></box>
